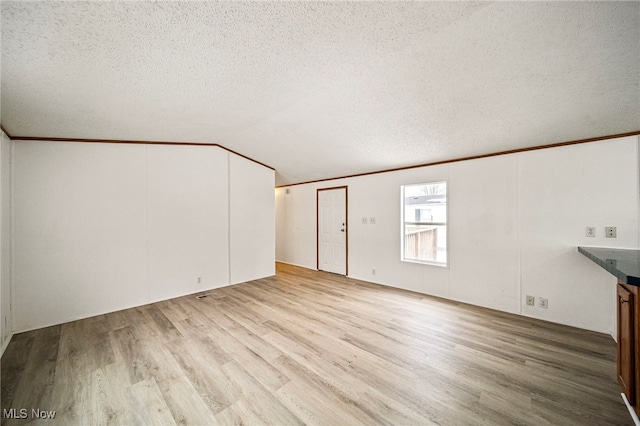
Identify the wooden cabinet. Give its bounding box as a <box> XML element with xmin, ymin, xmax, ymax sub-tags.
<box><xmin>618</xmin><ymin>281</ymin><xmax>640</xmax><ymax>416</ymax></box>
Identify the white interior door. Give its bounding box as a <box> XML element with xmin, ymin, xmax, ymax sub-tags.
<box><xmin>318</xmin><ymin>187</ymin><xmax>347</xmax><ymax>275</ymax></box>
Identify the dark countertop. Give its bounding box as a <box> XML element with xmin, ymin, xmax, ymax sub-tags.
<box><xmin>578</xmin><ymin>247</ymin><xmax>640</xmax><ymax>286</ymax></box>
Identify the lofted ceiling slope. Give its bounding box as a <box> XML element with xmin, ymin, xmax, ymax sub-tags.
<box><xmin>1</xmin><ymin>1</ymin><xmax>639</xmax><ymax>186</ymax></box>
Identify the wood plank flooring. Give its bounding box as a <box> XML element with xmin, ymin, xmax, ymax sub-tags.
<box><xmin>1</xmin><ymin>262</ymin><xmax>632</xmax><ymax>425</ymax></box>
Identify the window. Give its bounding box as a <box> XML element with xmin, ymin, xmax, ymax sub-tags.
<box><xmin>401</xmin><ymin>181</ymin><xmax>447</xmax><ymax>266</ymax></box>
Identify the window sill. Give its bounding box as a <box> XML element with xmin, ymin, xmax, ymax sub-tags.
<box><xmin>401</xmin><ymin>258</ymin><xmax>448</xmax><ymax>268</ymax></box>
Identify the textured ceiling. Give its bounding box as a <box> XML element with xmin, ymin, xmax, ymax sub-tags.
<box><xmin>2</xmin><ymin>1</ymin><xmax>639</xmax><ymax>186</ymax></box>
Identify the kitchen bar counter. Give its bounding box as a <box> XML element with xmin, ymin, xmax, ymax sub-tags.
<box><xmin>579</xmin><ymin>246</ymin><xmax>640</xmax><ymax>424</ymax></box>
<box><xmin>578</xmin><ymin>247</ymin><xmax>640</xmax><ymax>286</ymax></box>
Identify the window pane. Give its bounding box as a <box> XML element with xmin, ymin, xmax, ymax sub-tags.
<box><xmin>403</xmin><ymin>184</ymin><xmax>446</xmax><ymax>223</ymax></box>
<box><xmin>402</xmin><ymin>181</ymin><xmax>447</xmax><ymax>265</ymax></box>
<box><xmin>404</xmin><ymin>224</ymin><xmax>447</xmax><ymax>263</ymax></box>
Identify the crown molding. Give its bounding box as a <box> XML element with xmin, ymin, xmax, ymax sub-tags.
<box><xmin>276</xmin><ymin>130</ymin><xmax>640</xmax><ymax>188</ymax></box>
<box><xmin>4</xmin><ymin>132</ymin><xmax>274</xmax><ymax>171</ymax></box>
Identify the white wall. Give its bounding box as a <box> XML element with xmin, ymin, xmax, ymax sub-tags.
<box><xmin>518</xmin><ymin>140</ymin><xmax>637</xmax><ymax>331</ymax></box>
<box><xmin>276</xmin><ymin>136</ymin><xmax>639</xmax><ymax>334</ymax></box>
<box><xmin>13</xmin><ymin>141</ymin><xmax>275</xmax><ymax>332</ymax></box>
<box><xmin>0</xmin><ymin>130</ymin><xmax>12</xmax><ymax>353</ymax></box>
<box><xmin>229</xmin><ymin>154</ymin><xmax>275</xmax><ymax>284</ymax></box>
<box><xmin>449</xmin><ymin>155</ymin><xmax>520</xmax><ymax>312</ymax></box>
<box><xmin>147</xmin><ymin>145</ymin><xmax>230</xmax><ymax>299</ymax></box>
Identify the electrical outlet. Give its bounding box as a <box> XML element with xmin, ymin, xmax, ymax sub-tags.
<box><xmin>605</xmin><ymin>227</ymin><xmax>617</xmax><ymax>238</ymax></box>
<box><xmin>197</xmin><ymin>277</ymin><xmax>202</xmax><ymax>284</ymax></box>
<box><xmin>362</xmin><ymin>217</ymin><xmax>367</xmax><ymax>224</ymax></box>
<box><xmin>369</xmin><ymin>217</ymin><xmax>376</xmax><ymax>224</ymax></box>
<box><xmin>586</xmin><ymin>227</ymin><xmax>596</xmax><ymax>237</ymax></box>
<box><xmin>372</xmin><ymin>269</ymin><xmax>376</xmax><ymax>275</ymax></box>
<box><xmin>526</xmin><ymin>295</ymin><xmax>535</xmax><ymax>306</ymax></box>
<box><xmin>539</xmin><ymin>298</ymin><xmax>548</xmax><ymax>309</ymax></box>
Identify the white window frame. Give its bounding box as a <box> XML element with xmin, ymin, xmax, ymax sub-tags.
<box><xmin>401</xmin><ymin>181</ymin><xmax>448</xmax><ymax>267</ymax></box>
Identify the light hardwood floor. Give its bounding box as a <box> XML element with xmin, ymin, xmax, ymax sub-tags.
<box><xmin>1</xmin><ymin>263</ymin><xmax>631</xmax><ymax>425</ymax></box>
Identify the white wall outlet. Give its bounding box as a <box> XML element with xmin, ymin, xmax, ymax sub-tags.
<box><xmin>585</xmin><ymin>227</ymin><xmax>596</xmax><ymax>237</ymax></box>
<box><xmin>372</xmin><ymin>269</ymin><xmax>376</xmax><ymax>275</ymax></box>
<box><xmin>539</xmin><ymin>298</ymin><xmax>548</xmax><ymax>309</ymax></box>
<box><xmin>362</xmin><ymin>217</ymin><xmax>367</xmax><ymax>224</ymax></box>
<box><xmin>526</xmin><ymin>295</ymin><xmax>535</xmax><ymax>306</ymax></box>
<box><xmin>605</xmin><ymin>227</ymin><xmax>617</xmax><ymax>238</ymax></box>
<box><xmin>197</xmin><ymin>277</ymin><xmax>202</xmax><ymax>284</ymax></box>
<box><xmin>369</xmin><ymin>217</ymin><xmax>376</xmax><ymax>224</ymax></box>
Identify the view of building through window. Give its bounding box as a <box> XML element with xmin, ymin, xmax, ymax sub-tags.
<box><xmin>401</xmin><ymin>182</ymin><xmax>447</xmax><ymax>265</ymax></box>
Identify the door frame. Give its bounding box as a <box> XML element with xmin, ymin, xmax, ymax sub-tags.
<box><xmin>316</xmin><ymin>185</ymin><xmax>348</xmax><ymax>276</ymax></box>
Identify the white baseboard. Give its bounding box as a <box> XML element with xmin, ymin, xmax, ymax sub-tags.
<box><xmin>1</xmin><ymin>332</ymin><xmax>13</xmax><ymax>357</ymax></box>
<box><xmin>275</xmin><ymin>260</ymin><xmax>316</xmax><ymax>270</ymax></box>
<box><xmin>622</xmin><ymin>393</ymin><xmax>640</xmax><ymax>426</ymax></box>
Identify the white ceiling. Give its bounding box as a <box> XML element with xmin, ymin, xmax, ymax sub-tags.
<box><xmin>2</xmin><ymin>1</ymin><xmax>639</xmax><ymax>186</ymax></box>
